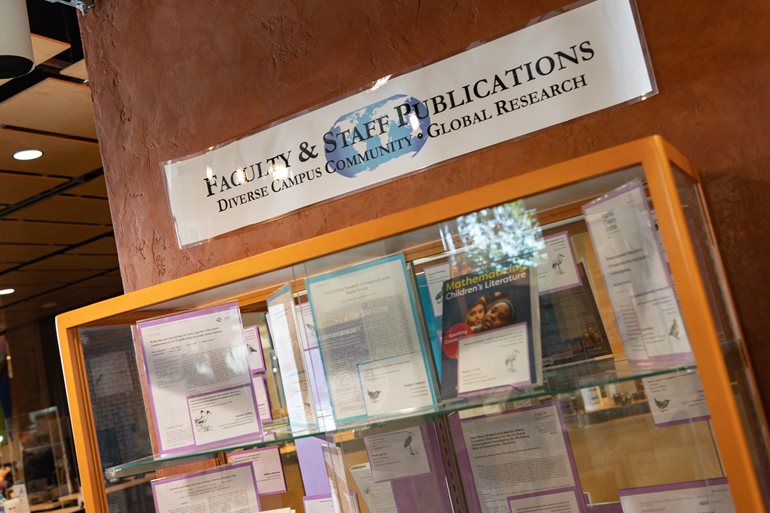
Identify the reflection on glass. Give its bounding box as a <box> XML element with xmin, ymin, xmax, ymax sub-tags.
<box><xmin>440</xmin><ymin>200</ymin><xmax>544</xmax><ymax>272</ymax></box>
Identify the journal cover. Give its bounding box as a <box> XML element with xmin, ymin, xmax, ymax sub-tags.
<box><xmin>440</xmin><ymin>264</ymin><xmax>540</xmax><ymax>398</ymax></box>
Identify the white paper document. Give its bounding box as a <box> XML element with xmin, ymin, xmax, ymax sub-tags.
<box><xmin>252</xmin><ymin>374</ymin><xmax>273</xmax><ymax>423</ymax></box>
<box><xmin>303</xmin><ymin>495</ymin><xmax>337</xmax><ymax>513</ymax></box>
<box><xmin>186</xmin><ymin>386</ymin><xmax>261</xmax><ymax>446</ymax></box>
<box><xmin>619</xmin><ymin>479</ymin><xmax>735</xmax><ymax>513</ymax></box>
<box><xmin>266</xmin><ymin>285</ymin><xmax>317</xmax><ymax>429</ymax></box>
<box><xmin>424</xmin><ymin>263</ymin><xmax>451</xmax><ymax>319</ymax></box>
<box><xmin>151</xmin><ymin>463</ymin><xmax>261</xmax><ymax>513</ymax></box>
<box><xmin>245</xmin><ymin>325</ymin><xmax>266</xmax><ymax>373</ymax></box>
<box><xmin>137</xmin><ymin>303</ymin><xmax>261</xmax><ymax>454</ymax></box>
<box><xmin>229</xmin><ymin>446</ymin><xmax>287</xmax><ymax>495</ymax></box>
<box><xmin>508</xmin><ymin>489</ymin><xmax>581</xmax><ymax>513</ymax></box>
<box><xmin>642</xmin><ymin>372</ymin><xmax>709</xmax><ymax>427</ymax></box>
<box><xmin>364</xmin><ymin>429</ymin><xmax>430</xmax><ymax>482</ymax></box>
<box><xmin>296</xmin><ymin>302</ymin><xmax>319</xmax><ymax>350</ymax></box>
<box><xmin>583</xmin><ymin>179</ymin><xmax>692</xmax><ymax>363</ymax></box>
<box><xmin>323</xmin><ymin>446</ymin><xmax>356</xmax><ymax>513</ymax></box>
<box><xmin>460</xmin><ymin>404</ymin><xmax>581</xmax><ymax>513</ymax></box>
<box><xmin>307</xmin><ymin>254</ymin><xmax>435</xmax><ymax>422</ymax></box>
<box><xmin>358</xmin><ymin>353</ymin><xmax>433</xmax><ymax>416</ymax></box>
<box><xmin>349</xmin><ymin>463</ymin><xmax>398</xmax><ymax>513</ymax></box>
<box><xmin>538</xmin><ymin>232</ymin><xmax>581</xmax><ymax>294</ymax></box>
<box><xmin>457</xmin><ymin>322</ymin><xmax>531</xmax><ymax>394</ymax></box>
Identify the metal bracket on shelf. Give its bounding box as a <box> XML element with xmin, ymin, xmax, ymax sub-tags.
<box><xmin>43</xmin><ymin>0</ymin><xmax>94</xmax><ymax>15</ymax></box>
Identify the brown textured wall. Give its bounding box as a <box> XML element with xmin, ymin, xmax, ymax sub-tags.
<box><xmin>79</xmin><ymin>1</ymin><xmax>770</xmax><ymax>411</ymax></box>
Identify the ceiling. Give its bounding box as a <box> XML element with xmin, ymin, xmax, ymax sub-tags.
<box><xmin>0</xmin><ymin>1</ymin><xmax>122</xmax><ymax>334</ymax></box>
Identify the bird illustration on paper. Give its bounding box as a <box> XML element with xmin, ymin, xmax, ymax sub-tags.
<box><xmin>367</xmin><ymin>389</ymin><xmax>381</xmax><ymax>402</ymax></box>
<box><xmin>435</xmin><ymin>290</ymin><xmax>443</xmax><ymax>302</ymax></box>
<box><xmin>403</xmin><ymin>431</ymin><xmax>417</xmax><ymax>456</ymax></box>
<box><xmin>552</xmin><ymin>254</ymin><xmax>566</xmax><ymax>275</ymax></box>
<box><xmin>505</xmin><ymin>349</ymin><xmax>520</xmax><ymax>374</ymax></box>
<box><xmin>654</xmin><ymin>398</ymin><xmax>671</xmax><ymax>412</ymax></box>
<box><xmin>247</xmin><ymin>344</ymin><xmax>260</xmax><ymax>354</ymax></box>
<box><xmin>194</xmin><ymin>410</ymin><xmax>213</xmax><ymax>432</ymax></box>
<box><xmin>668</xmin><ymin>319</ymin><xmax>680</xmax><ymax>340</ymax></box>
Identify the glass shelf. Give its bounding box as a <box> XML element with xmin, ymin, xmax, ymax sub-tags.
<box><xmin>104</xmin><ymin>355</ymin><xmax>698</xmax><ymax>480</ymax></box>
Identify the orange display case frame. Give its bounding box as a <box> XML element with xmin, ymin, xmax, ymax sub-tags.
<box><xmin>56</xmin><ymin>136</ymin><xmax>768</xmax><ymax>513</ymax></box>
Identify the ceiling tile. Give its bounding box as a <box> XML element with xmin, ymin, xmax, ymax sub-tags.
<box><xmin>25</xmin><ymin>254</ymin><xmax>119</xmax><ymax>271</ymax></box>
<box><xmin>0</xmin><ymin>282</ymin><xmax>57</xmax><ymax>305</ymax></box>
<box><xmin>0</xmin><ymin>35</ymin><xmax>70</xmax><ymax>87</ymax></box>
<box><xmin>8</xmin><ymin>196</ymin><xmax>112</xmax><ymax>225</ymax></box>
<box><xmin>0</xmin><ymin>128</ymin><xmax>102</xmax><ymax>177</ymax></box>
<box><xmin>0</xmin><ymin>244</ymin><xmax>64</xmax><ymax>263</ymax></box>
<box><xmin>0</xmin><ymin>78</ymin><xmax>97</xmax><ymax>139</ymax></box>
<box><xmin>0</xmin><ymin>172</ymin><xmax>66</xmax><ymax>204</ymax></box>
<box><xmin>0</xmin><ymin>221</ymin><xmax>110</xmax><ymax>245</ymax></box>
<box><xmin>74</xmin><ymin>272</ymin><xmax>123</xmax><ymax>290</ymax></box>
<box><xmin>61</xmin><ymin>59</ymin><xmax>88</xmax><ymax>81</ymax></box>
<box><xmin>67</xmin><ymin>236</ymin><xmax>117</xmax><ymax>255</ymax></box>
<box><xmin>0</xmin><ymin>269</ymin><xmax>100</xmax><ymax>285</ymax></box>
<box><xmin>64</xmin><ymin>174</ymin><xmax>107</xmax><ymax>198</ymax></box>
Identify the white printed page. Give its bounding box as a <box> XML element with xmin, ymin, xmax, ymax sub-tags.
<box><xmin>307</xmin><ymin>254</ymin><xmax>433</xmax><ymax>421</ymax></box>
<box><xmin>229</xmin><ymin>446</ymin><xmax>287</xmax><ymax>495</ymax></box>
<box><xmin>583</xmin><ymin>180</ymin><xmax>692</xmax><ymax>363</ymax></box>
<box><xmin>461</xmin><ymin>404</ymin><xmax>578</xmax><ymax>513</ymax></box>
<box><xmin>152</xmin><ymin>463</ymin><xmax>261</xmax><ymax>513</ymax></box>
<box><xmin>138</xmin><ymin>303</ymin><xmax>260</xmax><ymax>453</ymax></box>
<box><xmin>619</xmin><ymin>480</ymin><xmax>735</xmax><ymax>513</ymax></box>
<box><xmin>267</xmin><ymin>286</ymin><xmax>317</xmax><ymax>429</ymax></box>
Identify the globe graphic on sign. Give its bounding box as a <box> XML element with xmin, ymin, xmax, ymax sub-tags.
<box><xmin>324</xmin><ymin>94</ymin><xmax>430</xmax><ymax>178</ymax></box>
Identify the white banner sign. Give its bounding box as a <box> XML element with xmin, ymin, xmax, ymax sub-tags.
<box><xmin>165</xmin><ymin>0</ymin><xmax>654</xmax><ymax>246</ymax></box>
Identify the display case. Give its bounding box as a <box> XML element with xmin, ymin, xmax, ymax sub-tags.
<box><xmin>56</xmin><ymin>137</ymin><xmax>770</xmax><ymax>513</ymax></box>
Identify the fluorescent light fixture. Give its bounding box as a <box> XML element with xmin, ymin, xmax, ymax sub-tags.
<box><xmin>0</xmin><ymin>288</ymin><xmax>15</xmax><ymax>296</ymax></box>
<box><xmin>13</xmin><ymin>149</ymin><xmax>43</xmax><ymax>161</ymax></box>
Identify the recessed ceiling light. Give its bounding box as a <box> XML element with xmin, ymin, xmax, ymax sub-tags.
<box><xmin>13</xmin><ymin>149</ymin><xmax>43</xmax><ymax>161</ymax></box>
<box><xmin>0</xmin><ymin>288</ymin><xmax>15</xmax><ymax>296</ymax></box>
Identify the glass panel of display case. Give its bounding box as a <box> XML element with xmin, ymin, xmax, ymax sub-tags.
<box><xmin>70</xmin><ymin>154</ymin><xmax>764</xmax><ymax>513</ymax></box>
<box><xmin>670</xmin><ymin>164</ymin><xmax>770</xmax><ymax>505</ymax></box>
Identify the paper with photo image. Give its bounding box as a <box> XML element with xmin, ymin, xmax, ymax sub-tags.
<box><xmin>440</xmin><ymin>264</ymin><xmax>540</xmax><ymax>398</ymax></box>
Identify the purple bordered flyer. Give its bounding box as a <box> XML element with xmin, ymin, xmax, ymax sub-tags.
<box><xmin>450</xmin><ymin>402</ymin><xmax>586</xmax><ymax>513</ymax></box>
<box><xmin>228</xmin><ymin>445</ymin><xmax>288</xmax><ymax>496</ymax></box>
<box><xmin>137</xmin><ymin>302</ymin><xmax>262</xmax><ymax>456</ymax></box>
<box><xmin>151</xmin><ymin>462</ymin><xmax>261</xmax><ymax>513</ymax></box>
<box><xmin>582</xmin><ymin>178</ymin><xmax>693</xmax><ymax>366</ymax></box>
